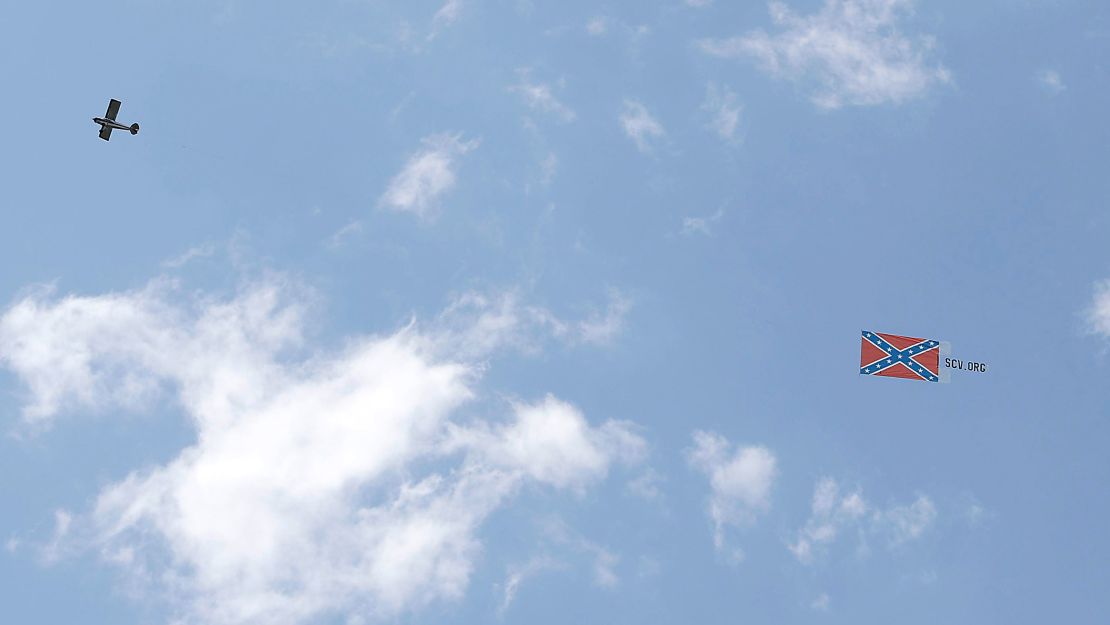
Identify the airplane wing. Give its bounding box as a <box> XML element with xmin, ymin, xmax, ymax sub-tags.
<box><xmin>104</xmin><ymin>99</ymin><xmax>121</xmax><ymax>121</ymax></box>
<box><xmin>99</xmin><ymin>125</ymin><xmax>113</xmax><ymax>141</ymax></box>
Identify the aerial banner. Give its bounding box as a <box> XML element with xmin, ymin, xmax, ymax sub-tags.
<box><xmin>859</xmin><ymin>330</ymin><xmax>946</xmax><ymax>383</ymax></box>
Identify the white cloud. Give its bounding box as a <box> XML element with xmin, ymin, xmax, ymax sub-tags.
<box><xmin>686</xmin><ymin>0</ymin><xmax>713</xmax><ymax>7</ymax></box>
<box><xmin>619</xmin><ymin>100</ymin><xmax>665</xmax><ymax>153</ymax></box>
<box><xmin>450</xmin><ymin>394</ymin><xmax>645</xmax><ymax>492</ymax></box>
<box><xmin>880</xmin><ymin>494</ymin><xmax>937</xmax><ymax>545</ymax></box>
<box><xmin>682</xmin><ymin>209</ymin><xmax>725</xmax><ymax>237</ymax></box>
<box><xmin>966</xmin><ymin>501</ymin><xmax>985</xmax><ymax>525</ymax></box>
<box><xmin>496</xmin><ymin>515</ymin><xmax>631</xmax><ymax>614</ymax></box>
<box><xmin>811</xmin><ymin>592</ymin><xmax>831</xmax><ymax>612</ymax></box>
<box><xmin>590</xmin><ymin>547</ymin><xmax>620</xmax><ymax>588</ymax></box>
<box><xmin>787</xmin><ymin>477</ymin><xmax>868</xmax><ymax>563</ymax></box>
<box><xmin>584</xmin><ymin>16</ymin><xmax>651</xmax><ymax>52</ymax></box>
<box><xmin>0</xmin><ymin>276</ymin><xmax>645</xmax><ymax>625</ymax></box>
<box><xmin>163</xmin><ymin>243</ymin><xmax>216</xmax><ymax>269</ymax></box>
<box><xmin>510</xmin><ymin>73</ymin><xmax>576</xmax><ymax>122</ymax></box>
<box><xmin>428</xmin><ymin>0</ymin><xmax>463</xmax><ymax>39</ymax></box>
<box><xmin>687</xmin><ymin>431</ymin><xmax>777</xmax><ymax>551</ymax></box>
<box><xmin>0</xmin><ymin>279</ymin><xmax>219</xmax><ymax>424</ymax></box>
<box><xmin>379</xmin><ymin>134</ymin><xmax>478</xmax><ymax>220</ymax></box>
<box><xmin>701</xmin><ymin>84</ymin><xmax>742</xmax><ymax>143</ymax></box>
<box><xmin>574</xmin><ymin>291</ymin><xmax>632</xmax><ymax>346</ymax></box>
<box><xmin>41</xmin><ymin>509</ymin><xmax>74</xmax><ymax>564</ymax></box>
<box><xmin>699</xmin><ymin>0</ymin><xmax>950</xmax><ymax>109</ymax></box>
<box><xmin>959</xmin><ymin>493</ymin><xmax>989</xmax><ymax>528</ymax></box>
<box><xmin>433</xmin><ymin>0</ymin><xmax>462</xmax><ymax>24</ymax></box>
<box><xmin>1088</xmin><ymin>280</ymin><xmax>1110</xmax><ymax>338</ymax></box>
<box><xmin>626</xmin><ymin>468</ymin><xmax>664</xmax><ymax>501</ymax></box>
<box><xmin>431</xmin><ymin>289</ymin><xmax>632</xmax><ymax>358</ymax></box>
<box><xmin>1037</xmin><ymin>69</ymin><xmax>1066</xmax><ymax>94</ymax></box>
<box><xmin>498</xmin><ymin>556</ymin><xmax>562</xmax><ymax>615</ymax></box>
<box><xmin>586</xmin><ymin>16</ymin><xmax>608</xmax><ymax>36</ymax></box>
<box><xmin>636</xmin><ymin>555</ymin><xmax>661</xmax><ymax>578</ymax></box>
<box><xmin>788</xmin><ymin>477</ymin><xmax>936</xmax><ymax>564</ymax></box>
<box><xmin>328</xmin><ymin>220</ymin><xmax>363</xmax><ymax>248</ymax></box>
<box><xmin>539</xmin><ymin>152</ymin><xmax>558</xmax><ymax>185</ymax></box>
<box><xmin>538</xmin><ymin>519</ymin><xmax>624</xmax><ymax>588</ymax></box>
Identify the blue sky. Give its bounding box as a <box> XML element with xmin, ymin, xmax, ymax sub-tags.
<box><xmin>2</xmin><ymin>1</ymin><xmax>1110</xmax><ymax>624</ymax></box>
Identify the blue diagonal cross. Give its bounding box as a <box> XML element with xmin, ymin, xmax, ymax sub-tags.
<box><xmin>860</xmin><ymin>331</ymin><xmax>939</xmax><ymax>382</ymax></box>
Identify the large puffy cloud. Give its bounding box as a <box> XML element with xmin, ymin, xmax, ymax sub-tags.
<box><xmin>687</xmin><ymin>431</ymin><xmax>777</xmax><ymax>553</ymax></box>
<box><xmin>698</xmin><ymin>0</ymin><xmax>949</xmax><ymax>109</ymax></box>
<box><xmin>0</xmin><ymin>276</ymin><xmax>643</xmax><ymax>625</ymax></box>
<box><xmin>788</xmin><ymin>477</ymin><xmax>936</xmax><ymax>564</ymax></box>
<box><xmin>452</xmin><ymin>394</ymin><xmax>645</xmax><ymax>491</ymax></box>
<box><xmin>0</xmin><ymin>279</ymin><xmax>304</xmax><ymax>425</ymax></box>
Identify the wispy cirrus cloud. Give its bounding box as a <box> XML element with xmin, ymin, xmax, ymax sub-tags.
<box><xmin>682</xmin><ymin>209</ymin><xmax>725</xmax><ymax>237</ymax></box>
<box><xmin>379</xmin><ymin>134</ymin><xmax>478</xmax><ymax>220</ymax></box>
<box><xmin>428</xmin><ymin>0</ymin><xmax>464</xmax><ymax>40</ymax></box>
<box><xmin>497</xmin><ymin>556</ymin><xmax>563</xmax><ymax>615</ymax></box>
<box><xmin>0</xmin><ymin>274</ymin><xmax>644</xmax><ymax>625</ymax></box>
<box><xmin>431</xmin><ymin>289</ymin><xmax>632</xmax><ymax>358</ymax></box>
<box><xmin>788</xmin><ymin>477</ymin><xmax>936</xmax><ymax>564</ymax></box>
<box><xmin>619</xmin><ymin>100</ymin><xmax>664</xmax><ymax>153</ymax></box>
<box><xmin>880</xmin><ymin>493</ymin><xmax>937</xmax><ymax>545</ymax></box>
<box><xmin>539</xmin><ymin>152</ymin><xmax>558</xmax><ymax>185</ymax></box>
<box><xmin>510</xmin><ymin>72</ymin><xmax>576</xmax><ymax>123</ymax></box>
<box><xmin>698</xmin><ymin>0</ymin><xmax>950</xmax><ymax>109</ymax></box>
<box><xmin>327</xmin><ymin>220</ymin><xmax>363</xmax><ymax>248</ymax></box>
<box><xmin>495</xmin><ymin>518</ymin><xmax>626</xmax><ymax>615</ymax></box>
<box><xmin>162</xmin><ymin>242</ymin><xmax>216</xmax><ymax>269</ymax></box>
<box><xmin>701</xmin><ymin>83</ymin><xmax>743</xmax><ymax>143</ymax></box>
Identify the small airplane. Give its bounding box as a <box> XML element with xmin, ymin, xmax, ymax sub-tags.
<box><xmin>93</xmin><ymin>99</ymin><xmax>139</xmax><ymax>141</ymax></box>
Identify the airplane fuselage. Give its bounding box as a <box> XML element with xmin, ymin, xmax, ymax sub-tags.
<box><xmin>93</xmin><ymin>117</ymin><xmax>132</xmax><ymax>131</ymax></box>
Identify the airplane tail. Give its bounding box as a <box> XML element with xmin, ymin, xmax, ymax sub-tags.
<box><xmin>129</xmin><ymin>123</ymin><xmax>140</xmax><ymax>135</ymax></box>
